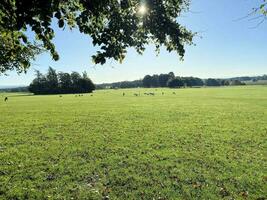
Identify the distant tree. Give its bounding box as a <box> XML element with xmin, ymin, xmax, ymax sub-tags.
<box><xmin>143</xmin><ymin>73</ymin><xmax>175</xmax><ymax>88</ymax></box>
<box><xmin>262</xmin><ymin>75</ymin><xmax>267</xmax><ymax>80</ymax></box>
<box><xmin>58</xmin><ymin>72</ymin><xmax>72</xmax><ymax>93</ymax></box>
<box><xmin>143</xmin><ymin>75</ymin><xmax>153</xmax><ymax>88</ymax></box>
<box><xmin>158</xmin><ymin>72</ymin><xmax>175</xmax><ymax>87</ymax></box>
<box><xmin>224</xmin><ymin>80</ymin><xmax>230</xmax><ymax>86</ymax></box>
<box><xmin>97</xmin><ymin>74</ymin><xmax>266</xmax><ymax>89</ymax></box>
<box><xmin>205</xmin><ymin>78</ymin><xmax>221</xmax><ymax>86</ymax></box>
<box><xmin>96</xmin><ymin>79</ymin><xmax>143</xmax><ymax>89</ymax></box>
<box><xmin>220</xmin><ymin>80</ymin><xmax>230</xmax><ymax>86</ymax></box>
<box><xmin>29</xmin><ymin>68</ymin><xmax>95</xmax><ymax>94</ymax></box>
<box><xmin>120</xmin><ymin>81</ymin><xmax>135</xmax><ymax>88</ymax></box>
<box><xmin>192</xmin><ymin>77</ymin><xmax>204</xmax><ymax>86</ymax></box>
<box><xmin>182</xmin><ymin>77</ymin><xmax>193</xmax><ymax>87</ymax></box>
<box><xmin>29</xmin><ymin>70</ymin><xmax>47</xmax><ymax>94</ymax></box>
<box><xmin>70</xmin><ymin>72</ymin><xmax>82</xmax><ymax>92</ymax></box>
<box><xmin>230</xmin><ymin>80</ymin><xmax>246</xmax><ymax>86</ymax></box>
<box><xmin>180</xmin><ymin>77</ymin><xmax>204</xmax><ymax>87</ymax></box>
<box><xmin>80</xmin><ymin>71</ymin><xmax>95</xmax><ymax>92</ymax></box>
<box><xmin>193</xmin><ymin>77</ymin><xmax>204</xmax><ymax>86</ymax></box>
<box><xmin>168</xmin><ymin>72</ymin><xmax>175</xmax><ymax>80</ymax></box>
<box><xmin>151</xmin><ymin>75</ymin><xmax>160</xmax><ymax>87</ymax></box>
<box><xmin>167</xmin><ymin>77</ymin><xmax>184</xmax><ymax>88</ymax></box>
<box><xmin>142</xmin><ymin>73</ymin><xmax>205</xmax><ymax>88</ymax></box>
<box><xmin>0</xmin><ymin>86</ymin><xmax>29</xmax><ymax>93</ymax></box>
<box><xmin>159</xmin><ymin>74</ymin><xmax>168</xmax><ymax>87</ymax></box>
<box><xmin>46</xmin><ymin>67</ymin><xmax>59</xmax><ymax>93</ymax></box>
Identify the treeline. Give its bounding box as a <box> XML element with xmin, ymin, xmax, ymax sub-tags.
<box><xmin>146</xmin><ymin>73</ymin><xmax>246</xmax><ymax>88</ymax></box>
<box><xmin>96</xmin><ymin>72</ymin><xmax>247</xmax><ymax>89</ymax></box>
<box><xmin>96</xmin><ymin>80</ymin><xmax>143</xmax><ymax>89</ymax></box>
<box><xmin>0</xmin><ymin>86</ymin><xmax>28</xmax><ymax>92</ymax></box>
<box><xmin>226</xmin><ymin>75</ymin><xmax>267</xmax><ymax>82</ymax></box>
<box><xmin>143</xmin><ymin>72</ymin><xmax>207</xmax><ymax>88</ymax></box>
<box><xmin>29</xmin><ymin>67</ymin><xmax>95</xmax><ymax>94</ymax></box>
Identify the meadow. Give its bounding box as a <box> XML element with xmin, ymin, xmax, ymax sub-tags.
<box><xmin>0</xmin><ymin>86</ymin><xmax>266</xmax><ymax>199</ymax></box>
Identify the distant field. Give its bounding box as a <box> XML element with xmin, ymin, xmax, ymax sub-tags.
<box><xmin>0</xmin><ymin>86</ymin><xmax>266</xmax><ymax>199</ymax></box>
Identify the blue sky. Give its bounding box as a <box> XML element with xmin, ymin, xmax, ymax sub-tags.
<box><xmin>1</xmin><ymin>0</ymin><xmax>266</xmax><ymax>86</ymax></box>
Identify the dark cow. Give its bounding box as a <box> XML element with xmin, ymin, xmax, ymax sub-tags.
<box><xmin>4</xmin><ymin>97</ymin><xmax>8</xmax><ymax>102</ymax></box>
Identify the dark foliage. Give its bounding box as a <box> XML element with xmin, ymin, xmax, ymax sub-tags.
<box><xmin>142</xmin><ymin>72</ymin><xmax>205</xmax><ymax>88</ymax></box>
<box><xmin>142</xmin><ymin>75</ymin><xmax>153</xmax><ymax>88</ymax></box>
<box><xmin>167</xmin><ymin>77</ymin><xmax>184</xmax><ymax>88</ymax></box>
<box><xmin>29</xmin><ymin>67</ymin><xmax>95</xmax><ymax>94</ymax></box>
<box><xmin>205</xmin><ymin>78</ymin><xmax>221</xmax><ymax>86</ymax></box>
<box><xmin>143</xmin><ymin>72</ymin><xmax>175</xmax><ymax>88</ymax></box>
<box><xmin>230</xmin><ymin>80</ymin><xmax>246</xmax><ymax>86</ymax></box>
<box><xmin>182</xmin><ymin>77</ymin><xmax>204</xmax><ymax>87</ymax></box>
<box><xmin>219</xmin><ymin>80</ymin><xmax>230</xmax><ymax>86</ymax></box>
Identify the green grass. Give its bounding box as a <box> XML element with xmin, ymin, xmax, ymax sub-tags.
<box><xmin>0</xmin><ymin>86</ymin><xmax>266</xmax><ymax>199</ymax></box>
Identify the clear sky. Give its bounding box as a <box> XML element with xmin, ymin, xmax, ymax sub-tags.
<box><xmin>0</xmin><ymin>0</ymin><xmax>266</xmax><ymax>86</ymax></box>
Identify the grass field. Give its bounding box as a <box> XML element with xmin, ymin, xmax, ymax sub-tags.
<box><xmin>0</xmin><ymin>86</ymin><xmax>266</xmax><ymax>199</ymax></box>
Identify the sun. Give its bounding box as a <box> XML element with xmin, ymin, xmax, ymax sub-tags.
<box><xmin>138</xmin><ymin>4</ymin><xmax>147</xmax><ymax>15</ymax></box>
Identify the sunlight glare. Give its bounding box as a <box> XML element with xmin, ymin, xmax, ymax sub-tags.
<box><xmin>138</xmin><ymin>4</ymin><xmax>147</xmax><ymax>15</ymax></box>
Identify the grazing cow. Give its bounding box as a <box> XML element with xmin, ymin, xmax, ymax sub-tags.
<box><xmin>150</xmin><ymin>92</ymin><xmax>155</xmax><ymax>96</ymax></box>
<box><xmin>123</xmin><ymin>92</ymin><xmax>125</xmax><ymax>96</ymax></box>
<box><xmin>134</xmin><ymin>93</ymin><xmax>138</xmax><ymax>96</ymax></box>
<box><xmin>4</xmin><ymin>97</ymin><xmax>8</xmax><ymax>102</ymax></box>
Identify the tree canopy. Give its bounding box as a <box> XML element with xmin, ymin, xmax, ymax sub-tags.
<box><xmin>0</xmin><ymin>0</ymin><xmax>194</xmax><ymax>74</ymax></box>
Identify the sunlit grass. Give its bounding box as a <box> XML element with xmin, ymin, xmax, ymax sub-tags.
<box><xmin>0</xmin><ymin>86</ymin><xmax>266</xmax><ymax>199</ymax></box>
